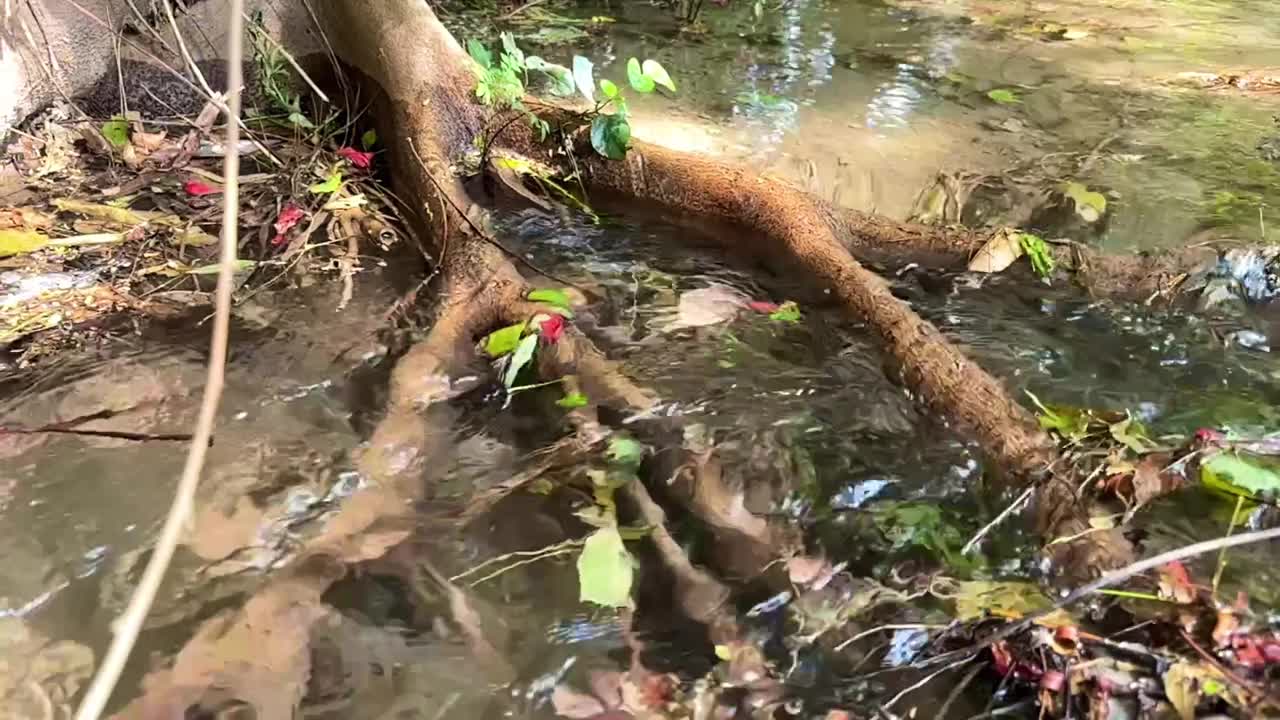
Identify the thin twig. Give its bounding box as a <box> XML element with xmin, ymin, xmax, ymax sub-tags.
<box><xmin>937</xmin><ymin>661</ymin><xmax>985</xmax><ymax>719</ymax></box>
<box><xmin>499</xmin><ymin>0</ymin><xmax>548</xmax><ymax>20</ymax></box>
<box><xmin>961</xmin><ymin>484</ymin><xmax>1034</xmax><ymax>556</ymax></box>
<box><xmin>73</xmin><ymin>2</ymin><xmax>244</xmax><ymax>717</ymax></box>
<box><xmin>240</xmin><ymin>10</ymin><xmax>330</xmax><ymax>104</ymax></box>
<box><xmin>883</xmin><ymin>656</ymin><xmax>976</xmax><ymax>711</ymax></box>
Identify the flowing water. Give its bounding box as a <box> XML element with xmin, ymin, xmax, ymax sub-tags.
<box><xmin>5</xmin><ymin>0</ymin><xmax>1280</xmax><ymax>716</ymax></box>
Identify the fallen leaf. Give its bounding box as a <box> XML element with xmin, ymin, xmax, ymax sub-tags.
<box><xmin>607</xmin><ymin>436</ymin><xmax>644</xmax><ymax>467</ymax></box>
<box><xmin>0</xmin><ymin>228</ymin><xmax>50</xmax><ymax>257</ymax></box>
<box><xmin>539</xmin><ymin>314</ymin><xmax>566</xmax><ymax>344</ymax></box>
<box><xmin>1158</xmin><ymin>561</ymin><xmax>1197</xmax><ymax>604</ymax></box>
<box><xmin>557</xmin><ymin>391</ymin><xmax>589</xmax><ymax>409</ymax></box>
<box><xmin>100</xmin><ymin>117</ymin><xmax>129</xmax><ymax>147</ymax></box>
<box><xmin>322</xmin><ymin>194</ymin><xmax>368</xmax><ymax>211</ymax></box>
<box><xmin>187</xmin><ymin>259</ymin><xmax>258</xmax><ymax>275</ymax></box>
<box><xmin>336</xmin><ymin>147</ymin><xmax>374</xmax><ymax>169</ymax></box>
<box><xmin>577</xmin><ymin>526</ymin><xmax>635</xmax><ymax>608</ymax></box>
<box><xmin>588</xmin><ymin>670</ymin><xmax>624</xmax><ymax>709</ymax></box>
<box><xmin>787</xmin><ymin>556</ymin><xmax>829</xmax><ymax>585</ymax></box>
<box><xmin>309</xmin><ymin>170</ymin><xmax>343</xmax><ymax>194</ymax></box>
<box><xmin>769</xmin><ymin>301</ymin><xmax>802</xmax><ymax>323</ymax></box>
<box><xmin>272</xmin><ymin>204</ymin><xmax>305</xmax><ymax>244</ymax></box>
<box><xmin>968</xmin><ymin>228</ymin><xmax>1024</xmax><ymax>273</ymax></box>
<box><xmin>53</xmin><ymin>199</ymin><xmax>179</xmax><ymax>227</ymax></box>
<box><xmin>184</xmin><ymin>179</ymin><xmax>220</xmax><ymax>197</ymax></box>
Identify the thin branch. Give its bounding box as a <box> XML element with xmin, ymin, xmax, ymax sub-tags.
<box><xmin>240</xmin><ymin>10</ymin><xmax>330</xmax><ymax>104</ymax></box>
<box><xmin>961</xmin><ymin>484</ymin><xmax>1034</xmax><ymax>556</ymax></box>
<box><xmin>72</xmin><ymin>1</ymin><xmax>245</xmax><ymax>717</ymax></box>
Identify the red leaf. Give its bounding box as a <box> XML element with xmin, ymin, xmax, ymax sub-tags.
<box><xmin>539</xmin><ymin>314</ymin><xmax>565</xmax><ymax>344</ymax></box>
<box><xmin>337</xmin><ymin>147</ymin><xmax>374</xmax><ymax>169</ymax></box>
<box><xmin>991</xmin><ymin>641</ymin><xmax>1014</xmax><ymax>676</ymax></box>
<box><xmin>184</xmin><ymin>179</ymin><xmax>219</xmax><ymax>196</ymax></box>
<box><xmin>1040</xmin><ymin>670</ymin><xmax>1065</xmax><ymax>693</ymax></box>
<box><xmin>748</xmin><ymin>300</ymin><xmax>780</xmax><ymax>313</ymax></box>
<box><xmin>1158</xmin><ymin>561</ymin><xmax>1196</xmax><ymax>604</ymax></box>
<box><xmin>271</xmin><ymin>203</ymin><xmax>305</xmax><ymax>245</ymax></box>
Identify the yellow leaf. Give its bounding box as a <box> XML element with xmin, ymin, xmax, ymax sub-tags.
<box><xmin>0</xmin><ymin>229</ymin><xmax>49</xmax><ymax>257</ymax></box>
<box><xmin>52</xmin><ymin>199</ymin><xmax>180</xmax><ymax>227</ymax></box>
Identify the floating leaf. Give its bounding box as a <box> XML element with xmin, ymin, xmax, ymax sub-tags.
<box><xmin>769</xmin><ymin>301</ymin><xmax>801</xmax><ymax>323</ymax></box>
<box><xmin>590</xmin><ymin>113</ymin><xmax>630</xmax><ymax>160</ymax></box>
<box><xmin>360</xmin><ymin>129</ymin><xmax>378</xmax><ymax>150</ymax></box>
<box><xmin>573</xmin><ymin>55</ymin><xmax>595</xmax><ymax>103</ymax></box>
<box><xmin>670</xmin><ymin>284</ymin><xmax>750</xmax><ymax>329</ymax></box>
<box><xmin>607</xmin><ymin>436</ymin><xmax>645</xmax><ymax>467</ymax></box>
<box><xmin>986</xmin><ymin>88</ymin><xmax>1022</xmax><ymax>105</ymax></box>
<box><xmin>642</xmin><ymin>59</ymin><xmax>676</xmax><ymax>92</ymax></box>
<box><xmin>309</xmin><ymin>170</ymin><xmax>343</xmax><ymax>194</ymax></box>
<box><xmin>968</xmin><ymin>228</ymin><xmax>1023</xmax><ymax>273</ymax></box>
<box><xmin>467</xmin><ymin>38</ymin><xmax>492</xmax><ymax>69</ymax></box>
<box><xmin>577</xmin><ymin>526</ymin><xmax>634</xmax><ymax>608</ymax></box>
<box><xmin>504</xmin><ymin>333</ymin><xmax>538</xmax><ymax>388</ymax></box>
<box><xmin>0</xmin><ymin>229</ymin><xmax>49</xmax><ymax>257</ymax></box>
<box><xmin>1061</xmin><ymin>181</ymin><xmax>1107</xmax><ymax>223</ymax></box>
<box><xmin>1201</xmin><ymin>452</ymin><xmax>1280</xmax><ymax>502</ymax></box>
<box><xmin>954</xmin><ymin>580</ymin><xmax>1054</xmax><ymax>621</ymax></box>
<box><xmin>557</xmin><ymin>391</ymin><xmax>589</xmax><ymax>409</ymax></box>
<box><xmin>100</xmin><ymin>117</ymin><xmax>129</xmax><ymax>147</ymax></box>
<box><xmin>483</xmin><ymin>322</ymin><xmax>526</xmax><ymax>357</ymax></box>
<box><xmin>627</xmin><ymin>58</ymin><xmax>655</xmax><ymax>93</ymax></box>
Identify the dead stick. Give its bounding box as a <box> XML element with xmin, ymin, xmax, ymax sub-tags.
<box><xmin>73</xmin><ymin>2</ymin><xmax>244</xmax><ymax>716</ymax></box>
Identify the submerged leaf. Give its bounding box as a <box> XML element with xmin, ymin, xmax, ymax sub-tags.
<box><xmin>504</xmin><ymin>333</ymin><xmax>539</xmax><ymax>387</ymax></box>
<box><xmin>1201</xmin><ymin>452</ymin><xmax>1280</xmax><ymax>502</ymax></box>
<box><xmin>1061</xmin><ymin>181</ymin><xmax>1107</xmax><ymax>223</ymax></box>
<box><xmin>557</xmin><ymin>391</ymin><xmax>589</xmax><ymax>409</ymax></box>
<box><xmin>670</xmin><ymin>284</ymin><xmax>750</xmax><ymax>329</ymax></box>
<box><xmin>769</xmin><ymin>301</ymin><xmax>801</xmax><ymax>323</ymax></box>
<box><xmin>573</xmin><ymin>55</ymin><xmax>596</xmax><ymax>103</ymax></box>
<box><xmin>607</xmin><ymin>436</ymin><xmax>645</xmax><ymax>467</ymax></box>
<box><xmin>577</xmin><ymin>526</ymin><xmax>635</xmax><ymax>608</ymax></box>
<box><xmin>483</xmin><ymin>323</ymin><xmax>527</xmax><ymax>357</ymax></box>
<box><xmin>986</xmin><ymin>88</ymin><xmax>1022</xmax><ymax>105</ymax></box>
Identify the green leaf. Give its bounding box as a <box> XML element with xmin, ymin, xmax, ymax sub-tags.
<box><xmin>499</xmin><ymin>31</ymin><xmax>525</xmax><ymax>67</ymax></box>
<box><xmin>528</xmin><ymin>287</ymin><xmax>572</xmax><ymax>310</ymax></box>
<box><xmin>557</xmin><ymin>391</ymin><xmax>589</xmax><ymax>409</ymax></box>
<box><xmin>360</xmin><ymin>129</ymin><xmax>378</xmax><ymax>150</ymax></box>
<box><xmin>599</xmin><ymin>78</ymin><xmax>619</xmax><ymax>99</ymax></box>
<box><xmin>577</xmin><ymin>526</ymin><xmax>634</xmax><ymax>608</ymax></box>
<box><xmin>482</xmin><ymin>323</ymin><xmax>526</xmax><ymax>357</ymax></box>
<box><xmin>626</xmin><ymin>58</ymin><xmax>655</xmax><ymax>93</ymax></box>
<box><xmin>1016</xmin><ymin>232</ymin><xmax>1055</xmax><ymax>279</ymax></box>
<box><xmin>504</xmin><ymin>333</ymin><xmax>539</xmax><ymax>388</ymax></box>
<box><xmin>641</xmin><ymin>59</ymin><xmax>676</xmax><ymax>92</ymax></box>
<box><xmin>287</xmin><ymin>112</ymin><xmax>315</xmax><ymax>129</ymax></box>
<box><xmin>0</xmin><ymin>229</ymin><xmax>49</xmax><ymax>257</ymax></box>
<box><xmin>607</xmin><ymin>436</ymin><xmax>645</xmax><ymax>467</ymax></box>
<box><xmin>308</xmin><ymin>170</ymin><xmax>343</xmax><ymax>194</ymax></box>
<box><xmin>525</xmin><ymin>56</ymin><xmax>576</xmax><ymax>96</ymax></box>
<box><xmin>1061</xmin><ymin>181</ymin><xmax>1107</xmax><ymax>223</ymax></box>
<box><xmin>467</xmin><ymin>38</ymin><xmax>492</xmax><ymax>69</ymax></box>
<box><xmin>101</xmin><ymin>117</ymin><xmax>129</xmax><ymax>147</ymax></box>
<box><xmin>986</xmin><ymin>88</ymin><xmax>1021</xmax><ymax>105</ymax></box>
<box><xmin>769</xmin><ymin>301</ymin><xmax>801</xmax><ymax>323</ymax></box>
<box><xmin>590</xmin><ymin>114</ymin><xmax>630</xmax><ymax>160</ymax></box>
<box><xmin>1201</xmin><ymin>452</ymin><xmax>1280</xmax><ymax>502</ymax></box>
<box><xmin>1109</xmin><ymin>417</ymin><xmax>1150</xmax><ymax>454</ymax></box>
<box><xmin>573</xmin><ymin>55</ymin><xmax>595</xmax><ymax>103</ymax></box>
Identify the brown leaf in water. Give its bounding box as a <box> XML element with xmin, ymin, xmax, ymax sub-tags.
<box><xmin>967</xmin><ymin>228</ymin><xmax>1023</xmax><ymax>274</ymax></box>
<box><xmin>552</xmin><ymin>685</ymin><xmax>608</xmax><ymax>719</ymax></box>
